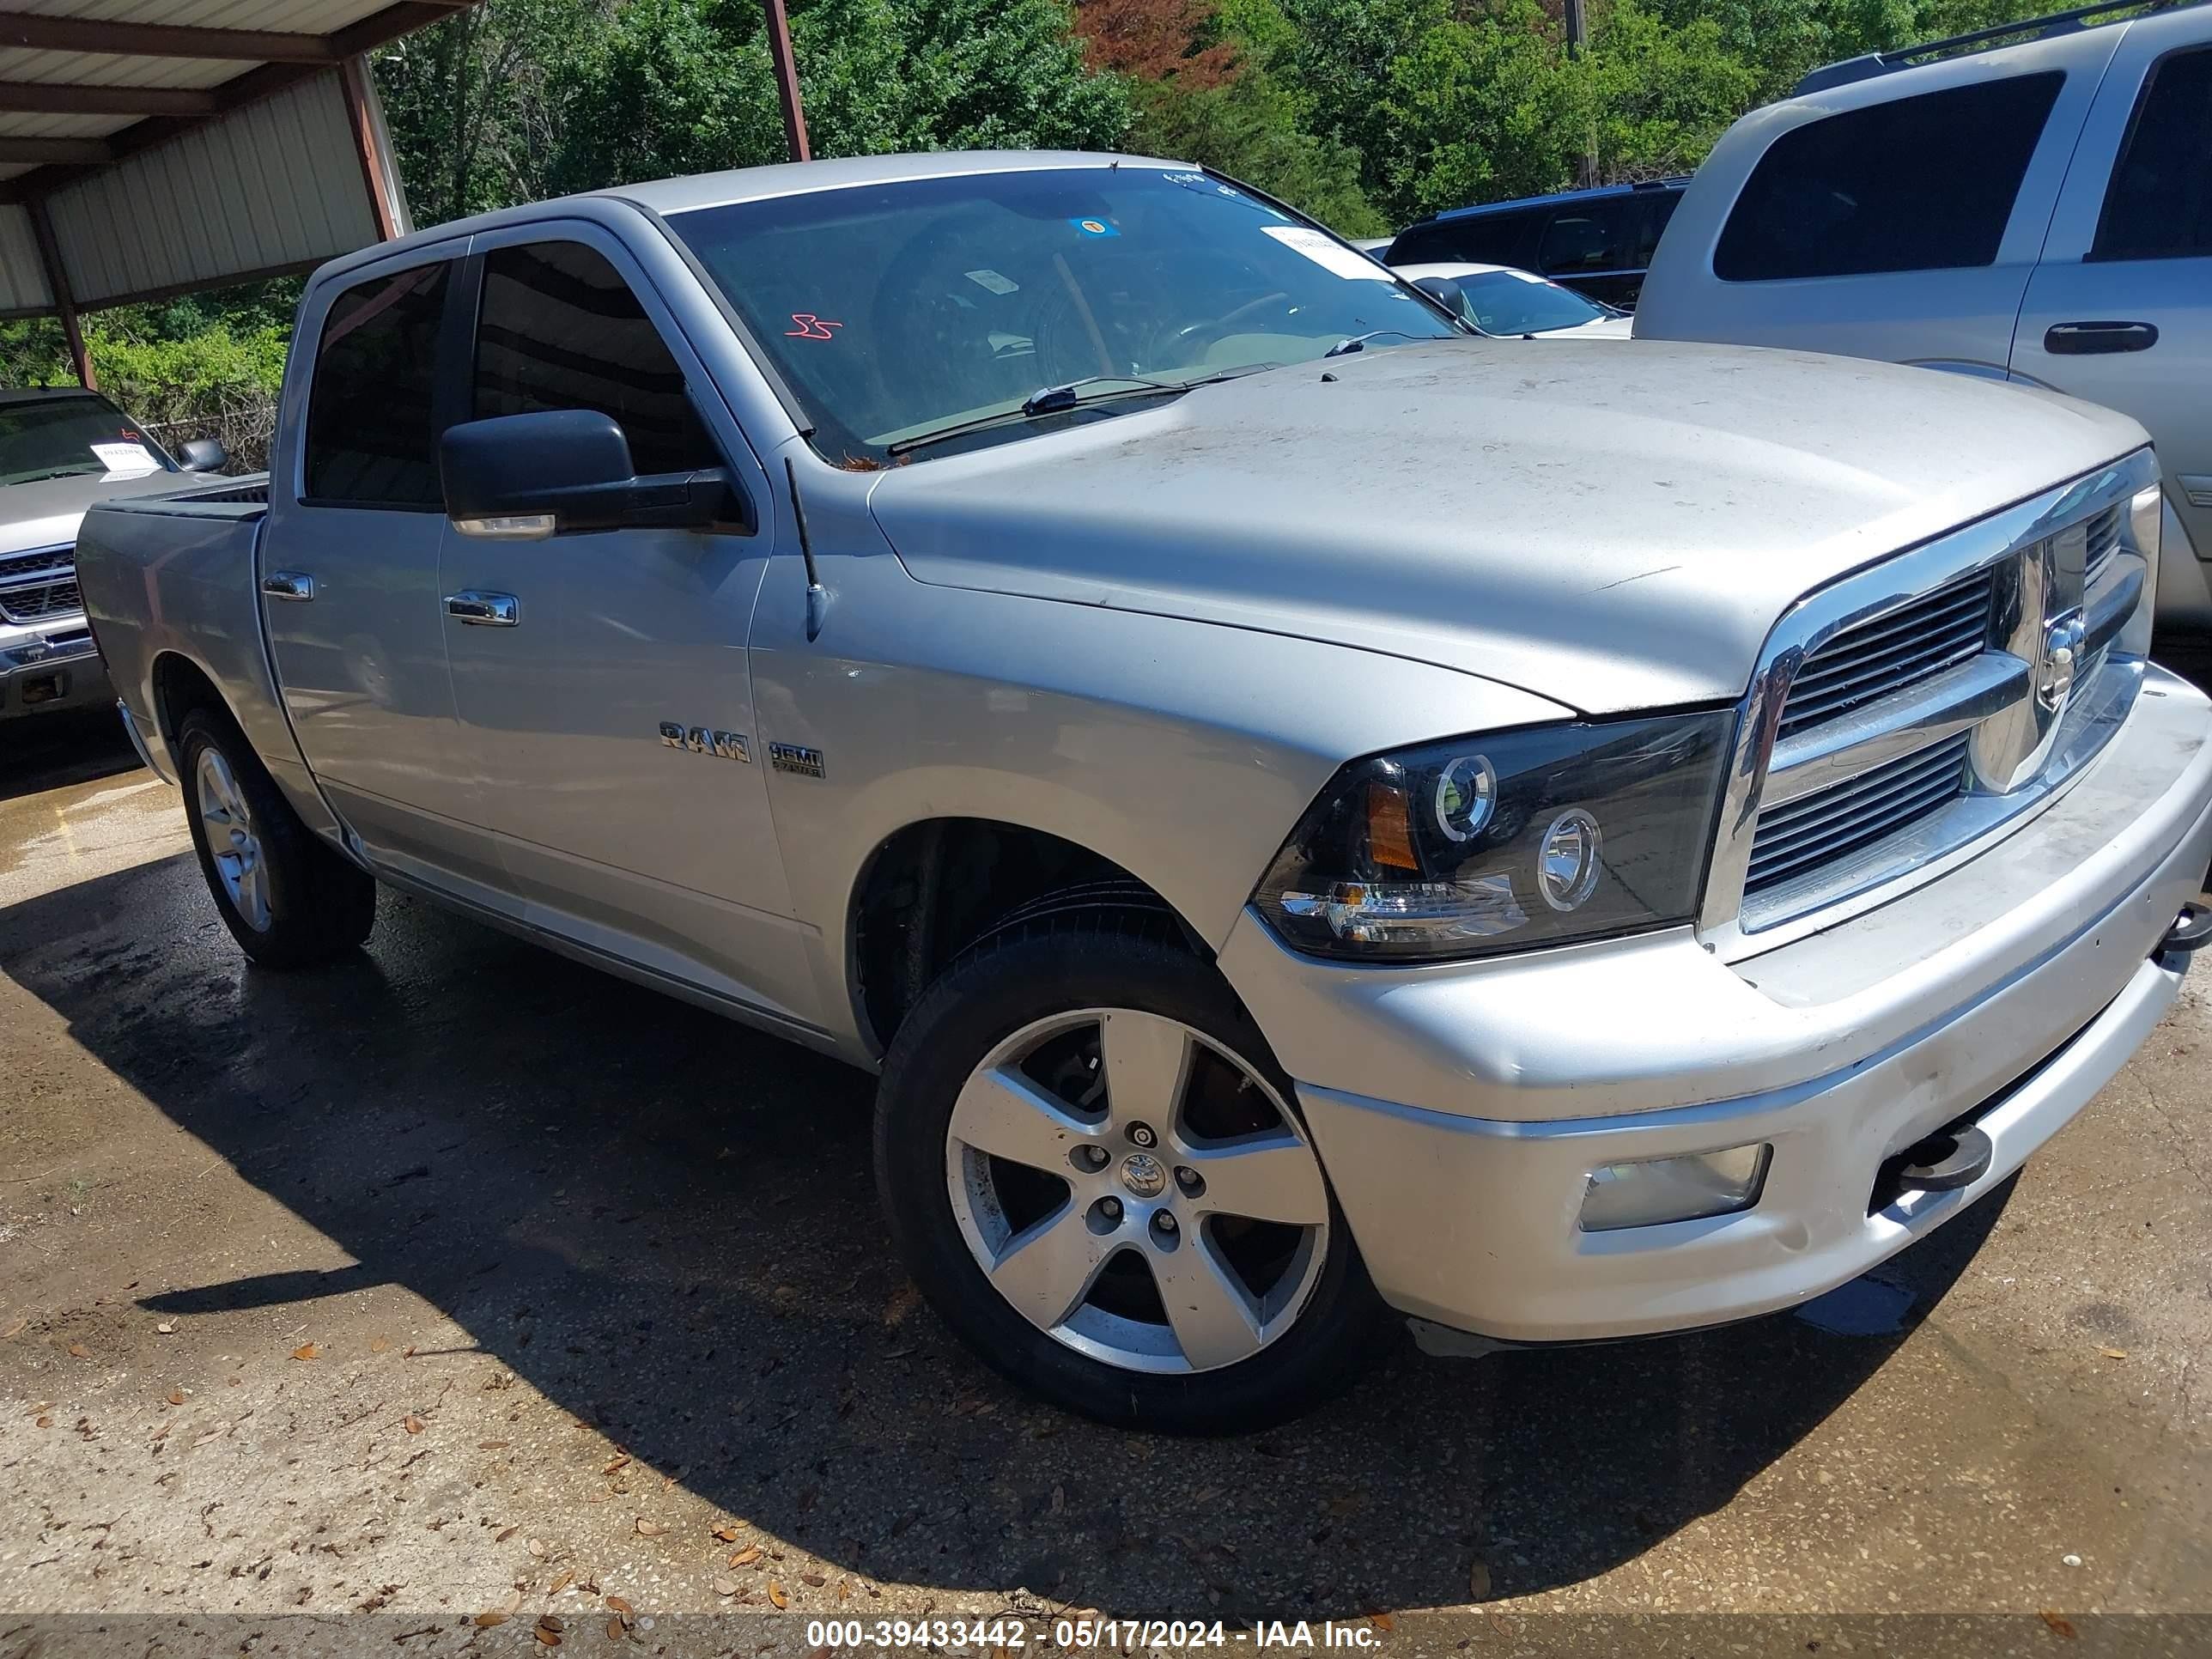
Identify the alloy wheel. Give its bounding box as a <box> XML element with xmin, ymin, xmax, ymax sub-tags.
<box><xmin>196</xmin><ymin>746</ymin><xmax>271</xmax><ymax>932</ymax></box>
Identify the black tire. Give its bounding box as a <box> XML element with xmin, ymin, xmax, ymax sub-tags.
<box><xmin>177</xmin><ymin>707</ymin><xmax>375</xmax><ymax>968</ymax></box>
<box><xmin>874</xmin><ymin>914</ymin><xmax>1394</xmax><ymax>1433</ymax></box>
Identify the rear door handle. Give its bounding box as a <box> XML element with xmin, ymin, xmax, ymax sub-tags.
<box><xmin>262</xmin><ymin>571</ymin><xmax>315</xmax><ymax>602</ymax></box>
<box><xmin>2044</xmin><ymin>320</ymin><xmax>2160</xmax><ymax>355</ymax></box>
<box><xmin>445</xmin><ymin>590</ymin><xmax>520</xmax><ymax>627</ymax></box>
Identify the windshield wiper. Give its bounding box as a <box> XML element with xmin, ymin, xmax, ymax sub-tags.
<box><xmin>886</xmin><ymin>364</ymin><xmax>1279</xmax><ymax>457</ymax></box>
<box><xmin>1322</xmin><ymin>329</ymin><xmax>1431</xmax><ymax>358</ymax></box>
<box><xmin>4</xmin><ymin>465</ymin><xmax>103</xmax><ymax>485</ymax></box>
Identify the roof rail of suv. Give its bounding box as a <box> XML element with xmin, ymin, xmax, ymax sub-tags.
<box><xmin>1794</xmin><ymin>0</ymin><xmax>2206</xmax><ymax>94</ymax></box>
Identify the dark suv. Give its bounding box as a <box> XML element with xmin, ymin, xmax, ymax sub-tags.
<box><xmin>1383</xmin><ymin>178</ymin><xmax>1690</xmax><ymax>309</ymax></box>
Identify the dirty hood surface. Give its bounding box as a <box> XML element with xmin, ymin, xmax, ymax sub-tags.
<box><xmin>2</xmin><ymin>467</ymin><xmax>191</xmax><ymax>559</ymax></box>
<box><xmin>866</xmin><ymin>338</ymin><xmax>2147</xmax><ymax>714</ymax></box>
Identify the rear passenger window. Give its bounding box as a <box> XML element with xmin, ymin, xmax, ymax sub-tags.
<box><xmin>1387</xmin><ymin>210</ymin><xmax>1530</xmax><ymax>268</ymax></box>
<box><xmin>2092</xmin><ymin>47</ymin><xmax>2212</xmax><ymax>263</ymax></box>
<box><xmin>1538</xmin><ymin>201</ymin><xmax>1634</xmax><ymax>275</ymax></box>
<box><xmin>1714</xmin><ymin>75</ymin><xmax>2064</xmax><ymax>282</ymax></box>
<box><xmin>303</xmin><ymin>261</ymin><xmax>450</xmax><ymax>507</ymax></box>
<box><xmin>473</xmin><ymin>240</ymin><xmax>719</xmax><ymax>477</ymax></box>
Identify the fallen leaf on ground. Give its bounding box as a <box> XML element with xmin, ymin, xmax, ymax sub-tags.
<box><xmin>403</xmin><ymin>1415</ymin><xmax>425</xmax><ymax>1434</ymax></box>
<box><xmin>548</xmin><ymin>1569</ymin><xmax>574</xmax><ymax>1595</ymax></box>
<box><xmin>1</xmin><ymin>1316</ymin><xmax>25</xmax><ymax>1339</ymax></box>
<box><xmin>2099</xmin><ymin>1347</ymin><xmax>2129</xmax><ymax>1360</ymax></box>
<box><xmin>767</xmin><ymin>1581</ymin><xmax>789</xmax><ymax>1610</ymax></box>
<box><xmin>66</xmin><ymin>1342</ymin><xmax>88</xmax><ymax>1358</ymax></box>
<box><xmin>34</xmin><ymin>1415</ymin><xmax>52</xmax><ymax>1428</ymax></box>
<box><xmin>800</xmin><ymin>1571</ymin><xmax>825</xmax><ymax>1588</ymax></box>
<box><xmin>1369</xmin><ymin>1613</ymin><xmax>1395</xmax><ymax>1633</ymax></box>
<box><xmin>527</xmin><ymin>1537</ymin><xmax>550</xmax><ymax>1558</ymax></box>
<box><xmin>606</xmin><ymin>1618</ymin><xmax>626</xmax><ymax>1641</ymax></box>
<box><xmin>155</xmin><ymin>1321</ymin><xmax>177</xmax><ymax>1335</ymax></box>
<box><xmin>729</xmin><ymin>1547</ymin><xmax>762</xmax><ymax>1568</ymax></box>
<box><xmin>634</xmin><ymin>1519</ymin><xmax>662</xmax><ymax>1536</ymax></box>
<box><xmin>714</xmin><ymin>1524</ymin><xmax>743</xmax><ymax>1541</ymax></box>
<box><xmin>534</xmin><ymin>1629</ymin><xmax>560</xmax><ymax>1648</ymax></box>
<box><xmin>479</xmin><ymin>1439</ymin><xmax>510</xmax><ymax>1449</ymax></box>
<box><xmin>605</xmin><ymin>1595</ymin><xmax>633</xmax><ymax>1617</ymax></box>
<box><xmin>291</xmin><ymin>1343</ymin><xmax>319</xmax><ymax>1362</ymax></box>
<box><xmin>603</xmin><ymin>1455</ymin><xmax>629</xmax><ymax>1474</ymax></box>
<box><xmin>538</xmin><ymin>1615</ymin><xmax>564</xmax><ymax>1634</ymax></box>
<box><xmin>712</xmin><ymin>1577</ymin><xmax>740</xmax><ymax>1597</ymax></box>
<box><xmin>472</xmin><ymin>1612</ymin><xmax>509</xmax><ymax>1629</ymax></box>
<box><xmin>369</xmin><ymin>1337</ymin><xmax>392</xmax><ymax>1353</ymax></box>
<box><xmin>2039</xmin><ymin>1610</ymin><xmax>2078</xmax><ymax>1639</ymax></box>
<box><xmin>166</xmin><ymin>1389</ymin><xmax>185</xmax><ymax>1407</ymax></box>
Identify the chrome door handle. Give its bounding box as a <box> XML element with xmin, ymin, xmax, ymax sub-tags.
<box><xmin>445</xmin><ymin>590</ymin><xmax>520</xmax><ymax>627</ymax></box>
<box><xmin>262</xmin><ymin>571</ymin><xmax>315</xmax><ymax>602</ymax></box>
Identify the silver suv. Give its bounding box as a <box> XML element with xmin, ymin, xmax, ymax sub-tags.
<box><xmin>1636</xmin><ymin>1</ymin><xmax>2212</xmax><ymax>626</ymax></box>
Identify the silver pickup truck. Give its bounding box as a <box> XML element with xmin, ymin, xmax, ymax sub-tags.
<box><xmin>76</xmin><ymin>151</ymin><xmax>2212</xmax><ymax>1431</ymax></box>
<box><xmin>1</xmin><ymin>387</ymin><xmax>224</xmax><ymax>723</ymax></box>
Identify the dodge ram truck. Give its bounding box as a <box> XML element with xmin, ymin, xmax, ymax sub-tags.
<box><xmin>75</xmin><ymin>151</ymin><xmax>2212</xmax><ymax>1431</ymax></box>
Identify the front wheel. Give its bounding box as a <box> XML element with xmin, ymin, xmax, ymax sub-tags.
<box><xmin>178</xmin><ymin>708</ymin><xmax>375</xmax><ymax>967</ymax></box>
<box><xmin>874</xmin><ymin>919</ymin><xmax>1393</xmax><ymax>1431</ymax></box>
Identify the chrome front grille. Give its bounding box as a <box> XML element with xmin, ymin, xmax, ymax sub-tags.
<box><xmin>1700</xmin><ymin>452</ymin><xmax>2161</xmax><ymax>957</ymax></box>
<box><xmin>1776</xmin><ymin>570</ymin><xmax>1995</xmax><ymax>739</ymax></box>
<box><xmin>1745</xmin><ymin>733</ymin><xmax>1970</xmax><ymax>895</ymax></box>
<box><xmin>0</xmin><ymin>543</ymin><xmax>81</xmax><ymax>626</ymax></box>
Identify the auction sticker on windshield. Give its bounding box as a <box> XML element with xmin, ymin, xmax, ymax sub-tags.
<box><xmin>1261</xmin><ymin>225</ymin><xmax>1391</xmax><ymax>282</ymax></box>
<box><xmin>90</xmin><ymin>441</ymin><xmax>158</xmax><ymax>476</ymax></box>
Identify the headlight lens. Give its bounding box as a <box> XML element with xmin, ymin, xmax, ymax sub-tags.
<box><xmin>1252</xmin><ymin>712</ymin><xmax>1733</xmax><ymax>962</ymax></box>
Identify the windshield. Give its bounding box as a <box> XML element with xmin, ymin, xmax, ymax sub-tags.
<box><xmin>667</xmin><ymin>167</ymin><xmax>1459</xmax><ymax>462</ymax></box>
<box><xmin>0</xmin><ymin>394</ymin><xmax>172</xmax><ymax>487</ymax></box>
<box><xmin>1449</xmin><ymin>270</ymin><xmax>1608</xmax><ymax>336</ymax></box>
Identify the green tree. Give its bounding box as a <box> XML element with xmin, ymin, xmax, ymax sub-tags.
<box><xmin>550</xmin><ymin>0</ymin><xmax>1131</xmax><ymax>192</ymax></box>
<box><xmin>1133</xmin><ymin>66</ymin><xmax>1387</xmax><ymax>234</ymax></box>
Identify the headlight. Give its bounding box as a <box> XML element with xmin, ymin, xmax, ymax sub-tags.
<box><xmin>1252</xmin><ymin>712</ymin><xmax>1733</xmax><ymax>962</ymax></box>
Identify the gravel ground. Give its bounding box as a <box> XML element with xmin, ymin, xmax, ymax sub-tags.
<box><xmin>3</xmin><ymin>706</ymin><xmax>2211</xmax><ymax>1658</ymax></box>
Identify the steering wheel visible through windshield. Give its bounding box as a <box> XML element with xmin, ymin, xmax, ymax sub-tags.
<box><xmin>667</xmin><ymin>166</ymin><xmax>1461</xmax><ymax>464</ymax></box>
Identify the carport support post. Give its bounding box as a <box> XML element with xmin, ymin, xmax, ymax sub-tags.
<box><xmin>763</xmin><ymin>0</ymin><xmax>811</xmax><ymax>163</ymax></box>
<box><xmin>26</xmin><ymin>198</ymin><xmax>94</xmax><ymax>391</ymax></box>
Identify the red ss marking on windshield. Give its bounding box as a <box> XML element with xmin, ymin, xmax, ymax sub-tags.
<box><xmin>785</xmin><ymin>313</ymin><xmax>844</xmax><ymax>341</ymax></box>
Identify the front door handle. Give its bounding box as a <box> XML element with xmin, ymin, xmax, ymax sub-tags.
<box><xmin>2045</xmin><ymin>320</ymin><xmax>2160</xmax><ymax>356</ymax></box>
<box><xmin>445</xmin><ymin>590</ymin><xmax>520</xmax><ymax>627</ymax></box>
<box><xmin>262</xmin><ymin>570</ymin><xmax>315</xmax><ymax>602</ymax></box>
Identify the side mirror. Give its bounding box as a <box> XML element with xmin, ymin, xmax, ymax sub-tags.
<box><xmin>1411</xmin><ymin>276</ymin><xmax>1469</xmax><ymax>325</ymax></box>
<box><xmin>438</xmin><ymin>409</ymin><xmax>750</xmax><ymax>540</ymax></box>
<box><xmin>178</xmin><ymin>437</ymin><xmax>228</xmax><ymax>472</ymax></box>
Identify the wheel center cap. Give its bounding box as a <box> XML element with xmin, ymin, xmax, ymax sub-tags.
<box><xmin>1119</xmin><ymin>1152</ymin><xmax>1167</xmax><ymax>1199</ymax></box>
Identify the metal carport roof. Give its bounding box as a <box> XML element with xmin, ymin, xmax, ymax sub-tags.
<box><xmin>0</xmin><ymin>2</ymin><xmax>482</xmax><ymax>381</ymax></box>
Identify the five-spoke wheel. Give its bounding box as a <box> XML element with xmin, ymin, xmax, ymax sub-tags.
<box><xmin>195</xmin><ymin>744</ymin><xmax>271</xmax><ymax>933</ymax></box>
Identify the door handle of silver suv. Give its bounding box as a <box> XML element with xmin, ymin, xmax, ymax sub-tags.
<box><xmin>2044</xmin><ymin>320</ymin><xmax>2159</xmax><ymax>356</ymax></box>
<box><xmin>261</xmin><ymin>571</ymin><xmax>315</xmax><ymax>602</ymax></box>
<box><xmin>445</xmin><ymin>591</ymin><xmax>520</xmax><ymax>627</ymax></box>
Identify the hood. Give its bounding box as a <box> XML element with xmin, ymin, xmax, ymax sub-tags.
<box><xmin>865</xmin><ymin>338</ymin><xmax>2147</xmax><ymax>714</ymax></box>
<box><xmin>2</xmin><ymin>467</ymin><xmax>188</xmax><ymax>557</ymax></box>
<box><xmin>1543</xmin><ymin>315</ymin><xmax>1634</xmax><ymax>341</ymax></box>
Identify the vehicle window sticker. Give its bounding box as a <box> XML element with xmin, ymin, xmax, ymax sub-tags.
<box><xmin>965</xmin><ymin>270</ymin><xmax>1019</xmax><ymax>295</ymax></box>
<box><xmin>90</xmin><ymin>441</ymin><xmax>159</xmax><ymax>476</ymax></box>
<box><xmin>1261</xmin><ymin>225</ymin><xmax>1392</xmax><ymax>282</ymax></box>
<box><xmin>785</xmin><ymin>313</ymin><xmax>845</xmax><ymax>341</ymax></box>
<box><xmin>1068</xmin><ymin>217</ymin><xmax>1119</xmax><ymax>238</ymax></box>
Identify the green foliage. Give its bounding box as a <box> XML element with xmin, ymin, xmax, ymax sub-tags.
<box><xmin>1132</xmin><ymin>65</ymin><xmax>1386</xmax><ymax>235</ymax></box>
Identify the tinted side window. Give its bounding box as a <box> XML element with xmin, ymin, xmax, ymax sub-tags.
<box><xmin>303</xmin><ymin>261</ymin><xmax>450</xmax><ymax>507</ymax></box>
<box><xmin>1538</xmin><ymin>199</ymin><xmax>1636</xmax><ymax>274</ymax></box>
<box><xmin>1386</xmin><ymin>209</ymin><xmax>1531</xmax><ymax>267</ymax></box>
<box><xmin>473</xmin><ymin>241</ymin><xmax>718</xmax><ymax>477</ymax></box>
<box><xmin>2092</xmin><ymin>47</ymin><xmax>2212</xmax><ymax>262</ymax></box>
<box><xmin>1715</xmin><ymin>75</ymin><xmax>2064</xmax><ymax>282</ymax></box>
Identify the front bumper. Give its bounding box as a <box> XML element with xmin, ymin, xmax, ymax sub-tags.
<box><xmin>1220</xmin><ymin>663</ymin><xmax>2212</xmax><ymax>1344</ymax></box>
<box><xmin>0</xmin><ymin>625</ymin><xmax>109</xmax><ymax>721</ymax></box>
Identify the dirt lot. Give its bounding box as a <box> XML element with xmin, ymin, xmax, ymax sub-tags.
<box><xmin>3</xmin><ymin>708</ymin><xmax>2212</xmax><ymax>1656</ymax></box>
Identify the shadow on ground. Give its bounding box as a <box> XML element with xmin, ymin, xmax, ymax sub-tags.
<box><xmin>0</xmin><ymin>706</ymin><xmax>141</xmax><ymax>803</ymax></box>
<box><xmin>0</xmin><ymin>850</ymin><xmax>2003</xmax><ymax>1614</ymax></box>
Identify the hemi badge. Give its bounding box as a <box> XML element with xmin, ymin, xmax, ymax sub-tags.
<box><xmin>769</xmin><ymin>742</ymin><xmax>825</xmax><ymax>779</ymax></box>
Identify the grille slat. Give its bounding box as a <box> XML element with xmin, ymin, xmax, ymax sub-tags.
<box><xmin>0</xmin><ymin>541</ymin><xmax>81</xmax><ymax>625</ymax></box>
<box><xmin>1746</xmin><ymin>734</ymin><xmax>1970</xmax><ymax>894</ymax></box>
<box><xmin>1777</xmin><ymin>570</ymin><xmax>1995</xmax><ymax>739</ymax></box>
<box><xmin>2084</xmin><ymin>504</ymin><xmax>2121</xmax><ymax>587</ymax></box>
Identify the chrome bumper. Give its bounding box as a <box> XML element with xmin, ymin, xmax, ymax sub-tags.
<box><xmin>1219</xmin><ymin>663</ymin><xmax>2212</xmax><ymax>1343</ymax></box>
<box><xmin>0</xmin><ymin>632</ymin><xmax>109</xmax><ymax>720</ymax></box>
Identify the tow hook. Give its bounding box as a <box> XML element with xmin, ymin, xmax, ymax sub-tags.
<box><xmin>1894</xmin><ymin>1125</ymin><xmax>1993</xmax><ymax>1194</ymax></box>
<box><xmin>2161</xmin><ymin>902</ymin><xmax>2212</xmax><ymax>956</ymax></box>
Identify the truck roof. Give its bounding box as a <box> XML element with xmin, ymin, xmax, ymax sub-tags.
<box><xmin>1407</xmin><ymin>177</ymin><xmax>1692</xmax><ymax>232</ymax></box>
<box><xmin>317</xmin><ymin>149</ymin><xmax>1192</xmax><ymax>288</ymax></box>
<box><xmin>0</xmin><ymin>387</ymin><xmax>110</xmax><ymax>407</ymax></box>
